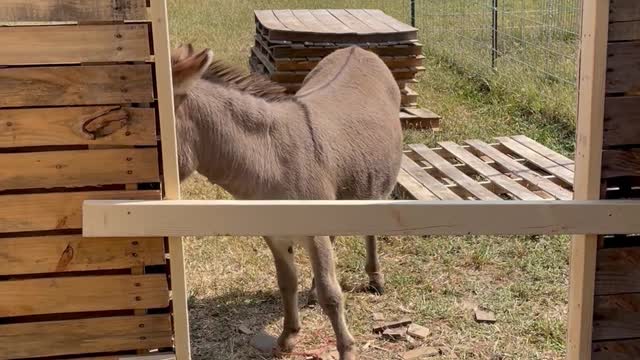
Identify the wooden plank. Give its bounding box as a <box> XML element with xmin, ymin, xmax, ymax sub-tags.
<box><xmin>403</xmin><ymin>107</ymin><xmax>441</xmax><ymax>120</ymax></box>
<box><xmin>0</xmin><ymin>148</ymin><xmax>159</xmax><ymax>190</ymax></box>
<box><xmin>0</xmin><ymin>235</ymin><xmax>165</xmax><ymax>276</ymax></box>
<box><xmin>602</xmin><ymin>149</ymin><xmax>640</xmax><ymax>178</ymax></box>
<box><xmin>346</xmin><ymin>9</ymin><xmax>396</xmax><ymax>33</ymax></box>
<box><xmin>364</xmin><ymin>9</ymin><xmax>417</xmax><ymax>33</ymax></box>
<box><xmin>76</xmin><ymin>354</ymin><xmax>176</xmax><ymax>360</ymax></box>
<box><xmin>0</xmin><ymin>106</ymin><xmax>157</xmax><ymax>148</ymax></box>
<box><xmin>273</xmin><ymin>9</ymin><xmax>311</xmax><ymax>33</ymax></box>
<box><xmin>0</xmin><ymin>315</ymin><xmax>172</xmax><ymax>359</ymax></box>
<box><xmin>291</xmin><ymin>9</ymin><xmax>329</xmax><ymax>33</ymax></box>
<box><xmin>0</xmin><ymin>190</ymin><xmax>160</xmax><ymax>233</ymax></box>
<box><xmin>593</xmin><ymin>339</ymin><xmax>640</xmax><ymax>360</ymax></box>
<box><xmin>401</xmin><ymin>155</ymin><xmax>461</xmax><ymax>200</ymax></box>
<box><xmin>0</xmin><ymin>274</ymin><xmax>169</xmax><ymax>317</ymax></box>
<box><xmin>604</xmin><ymin>97</ymin><xmax>640</xmax><ymax>147</ymax></box>
<box><xmin>82</xmin><ymin>199</ymin><xmax>640</xmax><ymax>237</ymax></box>
<box><xmin>309</xmin><ymin>10</ymin><xmax>353</xmax><ymax>34</ymax></box>
<box><xmin>439</xmin><ymin>141</ymin><xmax>543</xmax><ymax>200</ymax></box>
<box><xmin>254</xmin><ymin>10</ymin><xmax>289</xmax><ymax>32</ymax></box>
<box><xmin>409</xmin><ymin>144</ymin><xmax>501</xmax><ymax>200</ymax></box>
<box><xmin>595</xmin><ymin>248</ymin><xmax>640</xmax><ymax>295</ymax></box>
<box><xmin>568</xmin><ymin>1</ymin><xmax>609</xmax><ymax>359</ymax></box>
<box><xmin>395</xmin><ymin>169</ymin><xmax>438</xmax><ymax>200</ymax></box>
<box><xmin>149</xmin><ymin>2</ymin><xmax>190</xmax><ymax>359</ymax></box>
<box><xmin>593</xmin><ymin>294</ymin><xmax>640</xmax><ymax>341</ymax></box>
<box><xmin>609</xmin><ymin>21</ymin><xmax>640</xmax><ymax>42</ymax></box>
<box><xmin>511</xmin><ymin>135</ymin><xmax>575</xmax><ymax>171</ymax></box>
<box><xmin>496</xmin><ymin>136</ymin><xmax>575</xmax><ymax>185</ymax></box>
<box><xmin>606</xmin><ymin>41</ymin><xmax>640</xmax><ymax>94</ymax></box>
<box><xmin>610</xmin><ymin>0</ymin><xmax>640</xmax><ymax>22</ymax></box>
<box><xmin>0</xmin><ymin>65</ymin><xmax>154</xmax><ymax>108</ymax></box>
<box><xmin>328</xmin><ymin>9</ymin><xmax>375</xmax><ymax>34</ymax></box>
<box><xmin>0</xmin><ymin>0</ymin><xmax>147</xmax><ymax>22</ymax></box>
<box><xmin>0</xmin><ymin>24</ymin><xmax>150</xmax><ymax>65</ymax></box>
<box><xmin>466</xmin><ymin>139</ymin><xmax>573</xmax><ymax>200</ymax></box>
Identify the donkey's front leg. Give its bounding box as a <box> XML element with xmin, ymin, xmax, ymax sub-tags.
<box><xmin>365</xmin><ymin>235</ymin><xmax>384</xmax><ymax>295</ymax></box>
<box><xmin>307</xmin><ymin>235</ymin><xmax>336</xmax><ymax>306</ymax></box>
<box><xmin>265</xmin><ymin>236</ymin><xmax>301</xmax><ymax>353</ymax></box>
<box><xmin>304</xmin><ymin>236</ymin><xmax>356</xmax><ymax>360</ymax></box>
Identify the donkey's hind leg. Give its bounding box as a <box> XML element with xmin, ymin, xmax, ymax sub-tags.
<box><xmin>307</xmin><ymin>235</ymin><xmax>336</xmax><ymax>306</ymax></box>
<box><xmin>304</xmin><ymin>235</ymin><xmax>356</xmax><ymax>360</ymax></box>
<box><xmin>265</xmin><ymin>236</ymin><xmax>301</xmax><ymax>353</ymax></box>
<box><xmin>365</xmin><ymin>235</ymin><xmax>384</xmax><ymax>294</ymax></box>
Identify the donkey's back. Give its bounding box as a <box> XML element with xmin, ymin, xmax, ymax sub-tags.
<box><xmin>296</xmin><ymin>46</ymin><xmax>403</xmax><ymax>200</ymax></box>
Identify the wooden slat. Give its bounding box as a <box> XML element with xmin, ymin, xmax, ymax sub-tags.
<box><xmin>396</xmin><ymin>169</ymin><xmax>438</xmax><ymax>200</ymax></box>
<box><xmin>0</xmin><ymin>65</ymin><xmax>154</xmax><ymax>108</ymax></box>
<box><xmin>272</xmin><ymin>9</ymin><xmax>310</xmax><ymax>33</ymax></box>
<box><xmin>401</xmin><ymin>155</ymin><xmax>461</xmax><ymax>200</ymax></box>
<box><xmin>328</xmin><ymin>9</ymin><xmax>374</xmax><ymax>34</ymax></box>
<box><xmin>76</xmin><ymin>354</ymin><xmax>176</xmax><ymax>360</ymax></box>
<box><xmin>254</xmin><ymin>10</ymin><xmax>289</xmax><ymax>32</ymax></box>
<box><xmin>593</xmin><ymin>339</ymin><xmax>640</xmax><ymax>360</ymax></box>
<box><xmin>595</xmin><ymin>248</ymin><xmax>640</xmax><ymax>295</ymax></box>
<box><xmin>0</xmin><ymin>24</ymin><xmax>150</xmax><ymax>66</ymax></box>
<box><xmin>409</xmin><ymin>144</ymin><xmax>501</xmax><ymax>200</ymax></box>
<box><xmin>291</xmin><ymin>10</ymin><xmax>329</xmax><ymax>33</ymax></box>
<box><xmin>511</xmin><ymin>135</ymin><xmax>575</xmax><ymax>171</ymax></box>
<box><xmin>610</xmin><ymin>0</ymin><xmax>640</xmax><ymax>22</ymax></box>
<box><xmin>0</xmin><ymin>106</ymin><xmax>157</xmax><ymax>148</ymax></box>
<box><xmin>496</xmin><ymin>136</ymin><xmax>575</xmax><ymax>185</ymax></box>
<box><xmin>0</xmin><ymin>148</ymin><xmax>159</xmax><ymax>190</ymax></box>
<box><xmin>607</xmin><ymin>41</ymin><xmax>640</xmax><ymax>94</ymax></box>
<box><xmin>439</xmin><ymin>141</ymin><xmax>543</xmax><ymax>200</ymax></box>
<box><xmin>0</xmin><ymin>315</ymin><xmax>172</xmax><ymax>359</ymax></box>
<box><xmin>593</xmin><ymin>294</ymin><xmax>640</xmax><ymax>341</ymax></box>
<box><xmin>0</xmin><ymin>190</ymin><xmax>160</xmax><ymax>233</ymax></box>
<box><xmin>0</xmin><ymin>274</ymin><xmax>169</xmax><ymax>317</ymax></box>
<box><xmin>364</xmin><ymin>9</ymin><xmax>417</xmax><ymax>33</ymax></box>
<box><xmin>346</xmin><ymin>9</ymin><xmax>396</xmax><ymax>33</ymax></box>
<box><xmin>309</xmin><ymin>10</ymin><xmax>353</xmax><ymax>34</ymax></box>
<box><xmin>466</xmin><ymin>139</ymin><xmax>573</xmax><ymax>200</ymax></box>
<box><xmin>609</xmin><ymin>21</ymin><xmax>640</xmax><ymax>42</ymax></box>
<box><xmin>0</xmin><ymin>0</ymin><xmax>147</xmax><ymax>22</ymax></box>
<box><xmin>0</xmin><ymin>235</ymin><xmax>164</xmax><ymax>276</ymax></box>
<box><xmin>602</xmin><ymin>149</ymin><xmax>640</xmax><ymax>178</ymax></box>
<box><xmin>604</xmin><ymin>97</ymin><xmax>640</xmax><ymax>147</ymax></box>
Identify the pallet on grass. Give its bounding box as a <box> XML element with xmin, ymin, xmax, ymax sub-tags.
<box><xmin>395</xmin><ymin>135</ymin><xmax>575</xmax><ymax>201</ymax></box>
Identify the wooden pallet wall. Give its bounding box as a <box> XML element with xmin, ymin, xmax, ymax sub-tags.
<box><xmin>0</xmin><ymin>1</ymin><xmax>176</xmax><ymax>359</ymax></box>
<box><xmin>591</xmin><ymin>0</ymin><xmax>640</xmax><ymax>358</ymax></box>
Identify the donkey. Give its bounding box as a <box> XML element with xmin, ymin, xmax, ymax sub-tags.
<box><xmin>170</xmin><ymin>43</ymin><xmax>403</xmax><ymax>360</ymax></box>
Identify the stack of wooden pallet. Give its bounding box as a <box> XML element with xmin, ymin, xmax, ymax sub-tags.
<box><xmin>250</xmin><ymin>9</ymin><xmax>441</xmax><ymax>130</ymax></box>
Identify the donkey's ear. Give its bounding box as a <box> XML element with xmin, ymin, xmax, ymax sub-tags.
<box><xmin>171</xmin><ymin>43</ymin><xmax>196</xmax><ymax>64</ymax></box>
<box><xmin>172</xmin><ymin>48</ymin><xmax>214</xmax><ymax>95</ymax></box>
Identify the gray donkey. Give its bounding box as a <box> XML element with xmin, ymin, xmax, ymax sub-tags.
<box><xmin>170</xmin><ymin>43</ymin><xmax>403</xmax><ymax>359</ymax></box>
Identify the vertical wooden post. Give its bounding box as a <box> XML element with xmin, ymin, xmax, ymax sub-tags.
<box><xmin>566</xmin><ymin>1</ymin><xmax>609</xmax><ymax>359</ymax></box>
<box><xmin>150</xmin><ymin>1</ymin><xmax>192</xmax><ymax>359</ymax></box>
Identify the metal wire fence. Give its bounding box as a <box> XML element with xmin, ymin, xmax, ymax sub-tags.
<box><xmin>413</xmin><ymin>0</ymin><xmax>582</xmax><ymax>85</ymax></box>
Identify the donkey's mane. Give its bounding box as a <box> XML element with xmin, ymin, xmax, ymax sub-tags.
<box><xmin>202</xmin><ymin>59</ymin><xmax>293</xmax><ymax>102</ymax></box>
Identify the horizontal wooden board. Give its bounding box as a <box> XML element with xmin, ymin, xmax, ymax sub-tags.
<box><xmin>0</xmin><ymin>314</ymin><xmax>172</xmax><ymax>359</ymax></box>
<box><xmin>0</xmin><ymin>106</ymin><xmax>157</xmax><ymax>147</ymax></box>
<box><xmin>593</xmin><ymin>339</ymin><xmax>640</xmax><ymax>360</ymax></box>
<box><xmin>75</xmin><ymin>354</ymin><xmax>176</xmax><ymax>360</ymax></box>
<box><xmin>607</xmin><ymin>41</ymin><xmax>640</xmax><ymax>94</ymax></box>
<box><xmin>0</xmin><ymin>0</ymin><xmax>147</xmax><ymax>22</ymax></box>
<box><xmin>0</xmin><ymin>274</ymin><xmax>169</xmax><ymax>317</ymax></box>
<box><xmin>0</xmin><ymin>65</ymin><xmax>154</xmax><ymax>108</ymax></box>
<box><xmin>604</xmin><ymin>97</ymin><xmax>640</xmax><ymax>147</ymax></box>
<box><xmin>602</xmin><ymin>149</ymin><xmax>640</xmax><ymax>178</ymax></box>
<box><xmin>83</xmin><ymin>200</ymin><xmax>640</xmax><ymax>237</ymax></box>
<box><xmin>0</xmin><ymin>148</ymin><xmax>160</xmax><ymax>190</ymax></box>
<box><xmin>593</xmin><ymin>294</ymin><xmax>640</xmax><ymax>341</ymax></box>
<box><xmin>0</xmin><ymin>24</ymin><xmax>151</xmax><ymax>65</ymax></box>
<box><xmin>0</xmin><ymin>190</ymin><xmax>160</xmax><ymax>233</ymax></box>
<box><xmin>609</xmin><ymin>21</ymin><xmax>640</xmax><ymax>42</ymax></box>
<box><xmin>610</xmin><ymin>0</ymin><xmax>640</xmax><ymax>22</ymax></box>
<box><xmin>0</xmin><ymin>235</ymin><xmax>165</xmax><ymax>276</ymax></box>
<box><xmin>596</xmin><ymin>248</ymin><xmax>640</xmax><ymax>295</ymax></box>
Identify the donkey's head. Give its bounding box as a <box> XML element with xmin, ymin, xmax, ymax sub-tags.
<box><xmin>170</xmin><ymin>44</ymin><xmax>213</xmax><ymax>107</ymax></box>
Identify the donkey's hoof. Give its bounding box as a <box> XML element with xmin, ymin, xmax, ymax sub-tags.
<box><xmin>366</xmin><ymin>281</ymin><xmax>385</xmax><ymax>295</ymax></box>
<box><xmin>276</xmin><ymin>331</ymin><xmax>299</xmax><ymax>353</ymax></box>
<box><xmin>339</xmin><ymin>348</ymin><xmax>358</xmax><ymax>360</ymax></box>
<box><xmin>306</xmin><ymin>291</ymin><xmax>318</xmax><ymax>307</ymax></box>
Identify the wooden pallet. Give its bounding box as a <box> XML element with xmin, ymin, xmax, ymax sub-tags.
<box><xmin>255</xmin><ymin>9</ymin><xmax>418</xmax><ymax>43</ymax></box>
<box><xmin>0</xmin><ymin>1</ymin><xmax>178</xmax><ymax>359</ymax></box>
<box><xmin>395</xmin><ymin>135</ymin><xmax>574</xmax><ymax>201</ymax></box>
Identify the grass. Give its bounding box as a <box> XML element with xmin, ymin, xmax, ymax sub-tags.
<box><xmin>168</xmin><ymin>0</ymin><xmax>577</xmax><ymax>358</ymax></box>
